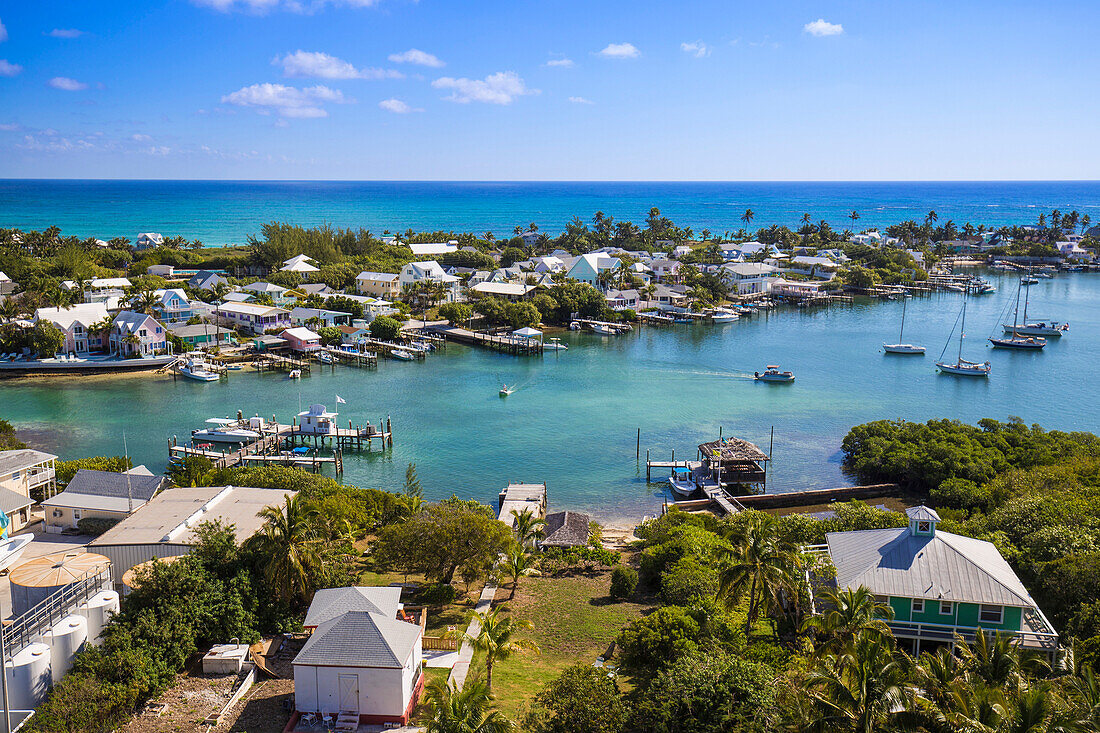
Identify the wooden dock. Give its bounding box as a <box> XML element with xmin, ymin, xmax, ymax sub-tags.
<box><xmin>427</xmin><ymin>326</ymin><xmax>543</xmax><ymax>355</ymax></box>
<box><xmin>320</xmin><ymin>346</ymin><xmax>377</xmax><ymax>368</ymax></box>
<box><xmin>571</xmin><ymin>318</ymin><xmax>632</xmax><ymax>334</ymax></box>
<box><xmin>252</xmin><ymin>353</ymin><xmax>311</xmax><ymax>373</ymax></box>
<box><xmin>168</xmin><ymin>425</ymin><xmax>344</xmax><ymax>473</ymax></box>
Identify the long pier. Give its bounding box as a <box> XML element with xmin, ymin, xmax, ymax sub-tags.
<box><xmin>427</xmin><ymin>326</ymin><xmax>543</xmax><ymax>355</ymax></box>
<box><xmin>252</xmin><ymin>352</ymin><xmax>311</xmax><ymax>373</ymax></box>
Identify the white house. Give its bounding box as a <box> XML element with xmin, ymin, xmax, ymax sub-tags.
<box><xmin>407</xmin><ymin>242</ymin><xmax>458</xmax><ymax>257</ymax></box>
<box><xmin>296</xmin><ymin>404</ymin><xmax>338</xmax><ymax>435</ymax></box>
<box><xmin>294</xmin><ymin>586</ymin><xmax>424</xmax><ymax>726</ymax></box>
<box><xmin>671</xmin><ymin>245</ymin><xmax>692</xmax><ymax>259</ymax></box>
<box><xmin>0</xmin><ymin>449</ymin><xmax>57</xmax><ymax>533</ymax></box>
<box><xmin>134</xmin><ymin>232</ymin><xmax>164</xmax><ymax>251</ymax></box>
<box><xmin>721</xmin><ymin>262</ymin><xmax>780</xmax><ymax>294</ymax></box>
<box><xmin>289</xmin><ymin>307</ymin><xmax>352</xmax><ymax>328</ymax></box>
<box><xmin>565</xmin><ymin>253</ymin><xmax>620</xmax><ymax>288</ymax></box>
<box><xmin>398</xmin><ymin>261</ymin><xmax>460</xmax><ymax>302</ymax></box>
<box><xmin>281</xmin><ymin>254</ymin><xmax>320</xmax><ymax>273</ymax></box>
<box><xmin>531</xmin><ymin>256</ymin><xmax>566</xmax><ymax>274</ymax></box>
<box><xmin>648</xmin><ymin>259</ymin><xmax>682</xmax><ymax>282</ymax></box>
<box><xmin>471</xmin><ymin>282</ymin><xmax>535</xmax><ymax>301</ymax></box>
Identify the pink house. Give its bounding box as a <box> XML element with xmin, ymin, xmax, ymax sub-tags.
<box><xmin>280</xmin><ymin>327</ymin><xmax>322</xmax><ymax>353</ymax></box>
<box><xmin>110</xmin><ymin>311</ymin><xmax>169</xmax><ymax>356</ymax></box>
<box><xmin>33</xmin><ymin>303</ymin><xmax>110</xmax><ymax>355</ymax></box>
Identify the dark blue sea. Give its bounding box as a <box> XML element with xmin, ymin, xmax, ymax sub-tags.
<box><xmin>1</xmin><ymin>180</ymin><xmax>1098</xmax><ymax>244</ymax></box>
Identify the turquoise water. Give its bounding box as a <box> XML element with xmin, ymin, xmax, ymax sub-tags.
<box><xmin>1</xmin><ymin>180</ymin><xmax>1099</xmax><ymax>245</ymax></box>
<box><xmin>3</xmin><ymin>270</ymin><xmax>1097</xmax><ymax>522</ymax></box>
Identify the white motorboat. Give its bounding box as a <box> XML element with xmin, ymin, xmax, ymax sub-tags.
<box><xmin>936</xmin><ymin>297</ymin><xmax>991</xmax><ymax>377</ymax></box>
<box><xmin>668</xmin><ymin>467</ymin><xmax>697</xmax><ymax>498</ymax></box>
<box><xmin>883</xmin><ymin>298</ymin><xmax>925</xmax><ymax>355</ymax></box>
<box><xmin>754</xmin><ymin>365</ymin><xmax>795</xmax><ymax>383</ymax></box>
<box><xmin>0</xmin><ymin>535</ymin><xmax>32</xmax><ymax>572</ymax></box>
<box><xmin>389</xmin><ymin>348</ymin><xmax>416</xmax><ymax>360</ymax></box>
<box><xmin>543</xmin><ymin>338</ymin><xmax>568</xmax><ymax>350</ymax></box>
<box><xmin>499</xmin><ymin>384</ymin><xmax>515</xmax><ymax>397</ymax></box>
<box><xmin>591</xmin><ymin>323</ymin><xmax>617</xmax><ymax>335</ymax></box>
<box><xmin>711</xmin><ymin>309</ymin><xmax>740</xmax><ymax>323</ymax></box>
<box><xmin>317</xmin><ymin>351</ymin><xmax>334</xmax><ymax>364</ymax></box>
<box><xmin>178</xmin><ymin>355</ymin><xmax>221</xmax><ymax>382</ymax></box>
<box><xmin>192</xmin><ymin>417</ymin><xmax>261</xmax><ymax>443</ymax></box>
<box><xmin>288</xmin><ymin>369</ymin><xmax>302</xmax><ymax>379</ymax></box>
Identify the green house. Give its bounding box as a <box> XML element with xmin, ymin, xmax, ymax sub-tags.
<box><xmin>824</xmin><ymin>506</ymin><xmax>1058</xmax><ymax>656</ymax></box>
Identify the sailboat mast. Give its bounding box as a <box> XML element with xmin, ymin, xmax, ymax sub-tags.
<box><xmin>958</xmin><ymin>298</ymin><xmax>966</xmax><ymax>364</ymax></box>
<box><xmin>899</xmin><ymin>298</ymin><xmax>906</xmax><ymax>342</ymax></box>
<box><xmin>1022</xmin><ymin>268</ymin><xmax>1031</xmax><ymax>324</ymax></box>
<box><xmin>1012</xmin><ymin>277</ymin><xmax>1022</xmax><ymax>336</ymax></box>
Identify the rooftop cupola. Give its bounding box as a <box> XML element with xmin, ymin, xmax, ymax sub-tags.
<box><xmin>906</xmin><ymin>505</ymin><xmax>941</xmax><ymax>538</ymax></box>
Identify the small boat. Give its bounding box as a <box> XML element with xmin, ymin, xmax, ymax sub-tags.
<box><xmin>711</xmin><ymin>309</ymin><xmax>739</xmax><ymax>323</ymax></box>
<box><xmin>225</xmin><ymin>364</ymin><xmax>243</xmax><ymax>371</ymax></box>
<box><xmin>0</xmin><ymin>535</ymin><xmax>32</xmax><ymax>572</ymax></box>
<box><xmin>668</xmin><ymin>467</ymin><xmax>696</xmax><ymax>498</ymax></box>
<box><xmin>192</xmin><ymin>418</ymin><xmax>261</xmax><ymax>443</ymax></box>
<box><xmin>1034</xmin><ymin>271</ymin><xmax>1054</xmax><ymax>279</ymax></box>
<box><xmin>944</xmin><ymin>283</ymin><xmax>967</xmax><ymax>293</ymax></box>
<box><xmin>288</xmin><ymin>369</ymin><xmax>302</xmax><ymax>379</ymax></box>
<box><xmin>936</xmin><ymin>297</ymin><xmax>991</xmax><ymax>377</ymax></box>
<box><xmin>754</xmin><ymin>365</ymin><xmax>795</xmax><ymax>383</ymax></box>
<box><xmin>178</xmin><ymin>356</ymin><xmax>221</xmax><ymax>382</ymax></box>
<box><xmin>569</xmin><ymin>321</ymin><xmax>581</xmax><ymax>331</ymax></box>
<box><xmin>1020</xmin><ymin>277</ymin><xmax>1038</xmax><ymax>285</ymax></box>
<box><xmin>317</xmin><ymin>351</ymin><xmax>333</xmax><ymax>364</ymax></box>
<box><xmin>672</xmin><ymin>317</ymin><xmax>693</xmax><ymax>324</ymax></box>
<box><xmin>389</xmin><ymin>348</ymin><xmax>416</xmax><ymax>360</ymax></box>
<box><xmin>543</xmin><ymin>338</ymin><xmax>568</xmax><ymax>351</ymax></box>
<box><xmin>591</xmin><ymin>323</ymin><xmax>617</xmax><ymax>336</ymax></box>
<box><xmin>883</xmin><ymin>298</ymin><xmax>925</xmax><ymax>355</ymax></box>
<box><xmin>499</xmin><ymin>384</ymin><xmax>515</xmax><ymax>397</ymax></box>
<box><xmin>735</xmin><ymin>307</ymin><xmax>754</xmax><ymax>316</ymax></box>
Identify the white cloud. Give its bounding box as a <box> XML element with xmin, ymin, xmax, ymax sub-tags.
<box><xmin>147</xmin><ymin>145</ymin><xmax>171</xmax><ymax>155</ymax></box>
<box><xmin>598</xmin><ymin>42</ymin><xmax>639</xmax><ymax>59</ymax></box>
<box><xmin>192</xmin><ymin>0</ymin><xmax>380</xmax><ymax>12</ymax></box>
<box><xmin>804</xmin><ymin>19</ymin><xmax>843</xmax><ymax>37</ymax></box>
<box><xmin>431</xmin><ymin>71</ymin><xmax>534</xmax><ymax>105</ymax></box>
<box><xmin>379</xmin><ymin>98</ymin><xmax>421</xmax><ymax>114</ymax></box>
<box><xmin>48</xmin><ymin>29</ymin><xmax>84</xmax><ymax>39</ymax></box>
<box><xmin>0</xmin><ymin>123</ymin><xmax>20</xmax><ymax>131</ymax></box>
<box><xmin>568</xmin><ymin>96</ymin><xmax>593</xmax><ymax>105</ymax></box>
<box><xmin>275</xmin><ymin>50</ymin><xmax>402</xmax><ymax>80</ymax></box>
<box><xmin>131</xmin><ymin>133</ymin><xmax>152</xmax><ymax>142</ymax></box>
<box><xmin>545</xmin><ymin>57</ymin><xmax>574</xmax><ymax>68</ymax></box>
<box><xmin>0</xmin><ymin>60</ymin><xmax>21</xmax><ymax>77</ymax></box>
<box><xmin>221</xmin><ymin>82</ymin><xmax>348</xmax><ymax>118</ymax></box>
<box><xmin>0</xmin><ymin>18</ymin><xmax>6</xmax><ymax>43</ymax></box>
<box><xmin>388</xmin><ymin>49</ymin><xmax>444</xmax><ymax>68</ymax></box>
<box><xmin>681</xmin><ymin>41</ymin><xmax>710</xmax><ymax>58</ymax></box>
<box><xmin>49</xmin><ymin>77</ymin><xmax>88</xmax><ymax>91</ymax></box>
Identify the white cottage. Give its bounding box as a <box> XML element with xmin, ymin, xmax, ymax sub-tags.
<box><xmin>294</xmin><ymin>587</ymin><xmax>424</xmax><ymax>726</ymax></box>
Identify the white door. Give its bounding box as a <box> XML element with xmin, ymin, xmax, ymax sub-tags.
<box><xmin>338</xmin><ymin>674</ymin><xmax>358</xmax><ymax>714</ymax></box>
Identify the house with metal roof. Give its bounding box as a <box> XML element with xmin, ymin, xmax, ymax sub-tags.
<box><xmin>821</xmin><ymin>505</ymin><xmax>1058</xmax><ymax>655</ymax></box>
<box><xmin>293</xmin><ymin>586</ymin><xmax>424</xmax><ymax>726</ymax></box>
<box><xmin>0</xmin><ymin>449</ymin><xmax>55</xmax><ymax>533</ymax></box>
<box><xmin>42</xmin><ymin>467</ymin><xmax>166</xmax><ymax>533</ymax></box>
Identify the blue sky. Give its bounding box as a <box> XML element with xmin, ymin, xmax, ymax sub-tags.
<box><xmin>0</xmin><ymin>0</ymin><xmax>1097</xmax><ymax>180</ymax></box>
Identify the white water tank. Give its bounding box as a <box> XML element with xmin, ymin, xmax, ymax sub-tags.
<box><xmin>77</xmin><ymin>590</ymin><xmax>120</xmax><ymax>644</ymax></box>
<box><xmin>8</xmin><ymin>551</ymin><xmax>111</xmax><ymax>617</ymax></box>
<box><xmin>4</xmin><ymin>643</ymin><xmax>51</xmax><ymax>713</ymax></box>
<box><xmin>46</xmin><ymin>615</ymin><xmax>87</xmax><ymax>683</ymax></box>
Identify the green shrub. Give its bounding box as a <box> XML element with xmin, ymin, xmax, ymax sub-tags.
<box><xmin>524</xmin><ymin>663</ymin><xmax>626</xmax><ymax>733</ymax></box>
<box><xmin>419</xmin><ymin>583</ymin><xmax>457</xmax><ymax>608</ymax></box>
<box><xmin>616</xmin><ymin>606</ymin><xmax>700</xmax><ymax>676</ymax></box>
<box><xmin>931</xmin><ymin>477</ymin><xmax>990</xmax><ymax>511</ymax></box>
<box><xmin>659</xmin><ymin>557</ymin><xmax>718</xmax><ymax>606</ymax></box>
<box><xmin>76</xmin><ymin>517</ymin><xmax>120</xmax><ymax>536</ymax></box>
<box><xmin>609</xmin><ymin>566</ymin><xmax>638</xmax><ymax>601</ymax></box>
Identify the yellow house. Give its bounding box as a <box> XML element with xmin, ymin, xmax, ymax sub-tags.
<box><xmin>0</xmin><ymin>449</ymin><xmax>57</xmax><ymax>534</ymax></box>
<box><xmin>41</xmin><ymin>467</ymin><xmax>165</xmax><ymax>534</ymax></box>
<box><xmin>356</xmin><ymin>271</ymin><xmax>401</xmax><ymax>299</ymax></box>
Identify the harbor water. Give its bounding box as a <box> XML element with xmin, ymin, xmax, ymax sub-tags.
<box><xmin>2</xmin><ymin>270</ymin><xmax>1097</xmax><ymax>521</ymax></box>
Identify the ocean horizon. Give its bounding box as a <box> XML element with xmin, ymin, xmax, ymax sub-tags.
<box><xmin>2</xmin><ymin>179</ymin><xmax>1098</xmax><ymax>246</ymax></box>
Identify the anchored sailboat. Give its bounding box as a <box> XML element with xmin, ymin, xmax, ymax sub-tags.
<box><xmin>883</xmin><ymin>298</ymin><xmax>925</xmax><ymax>354</ymax></box>
<box><xmin>936</xmin><ymin>297</ymin><xmax>991</xmax><ymax>377</ymax></box>
<box><xmin>1002</xmin><ymin>268</ymin><xmax>1067</xmax><ymax>337</ymax></box>
<box><xmin>990</xmin><ymin>275</ymin><xmax>1046</xmax><ymax>350</ymax></box>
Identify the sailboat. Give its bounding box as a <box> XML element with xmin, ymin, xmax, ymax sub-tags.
<box><xmin>1002</xmin><ymin>268</ymin><xmax>1068</xmax><ymax>337</ymax></box>
<box><xmin>991</xmin><ymin>275</ymin><xmax>1046</xmax><ymax>350</ymax></box>
<box><xmin>883</xmin><ymin>298</ymin><xmax>925</xmax><ymax>354</ymax></box>
<box><xmin>936</xmin><ymin>297</ymin><xmax>991</xmax><ymax>377</ymax></box>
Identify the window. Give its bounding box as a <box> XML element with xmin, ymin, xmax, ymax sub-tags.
<box><xmin>911</xmin><ymin>598</ymin><xmax>925</xmax><ymax>614</ymax></box>
<box><xmin>11</xmin><ymin>471</ymin><xmax>19</xmax><ymax>480</ymax></box>
<box><xmin>917</xmin><ymin>520</ymin><xmax>931</xmax><ymax>533</ymax></box>
<box><xmin>940</xmin><ymin>601</ymin><xmax>953</xmax><ymax>615</ymax></box>
<box><xmin>979</xmin><ymin>605</ymin><xmax>1003</xmax><ymax>624</ymax></box>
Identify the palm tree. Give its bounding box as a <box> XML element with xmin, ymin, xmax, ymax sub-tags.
<box><xmin>510</xmin><ymin>508</ymin><xmax>545</xmax><ymax>547</ymax></box>
<box><xmin>423</xmin><ymin>678</ymin><xmax>515</xmax><ymax>733</ymax></box>
<box><xmin>803</xmin><ymin>632</ymin><xmax>908</xmax><ymax>733</ymax></box>
<box><xmin>465</xmin><ymin>608</ymin><xmax>540</xmax><ymax>690</ymax></box>
<box><xmin>246</xmin><ymin>493</ymin><xmax>324</xmax><ymax>606</ymax></box>
<box><xmin>500</xmin><ymin>547</ymin><xmax>535</xmax><ymax>600</ymax></box>
<box><xmin>718</xmin><ymin>513</ymin><xmax>802</xmax><ymax>634</ymax></box>
<box><xmin>741</xmin><ymin>209</ymin><xmax>755</xmax><ymax>229</ymax></box>
<box><xmin>955</xmin><ymin>630</ymin><xmax>1021</xmax><ymax>687</ymax></box>
<box><xmin>849</xmin><ymin>211</ymin><xmax>860</xmax><ymax>231</ymax></box>
<box><xmin>926</xmin><ymin>210</ymin><xmax>939</xmax><ymax>227</ymax></box>
<box><xmin>135</xmin><ymin>287</ymin><xmax>158</xmax><ymax>316</ymax></box>
<box><xmin>802</xmin><ymin>586</ymin><xmax>894</xmax><ymax>654</ymax></box>
<box><xmin>0</xmin><ymin>299</ymin><xmax>18</xmax><ymax>324</ymax></box>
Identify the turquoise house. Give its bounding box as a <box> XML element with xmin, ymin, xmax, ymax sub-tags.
<box><xmin>823</xmin><ymin>506</ymin><xmax>1058</xmax><ymax>656</ymax></box>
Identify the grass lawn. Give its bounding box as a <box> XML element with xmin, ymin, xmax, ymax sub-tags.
<box><xmin>474</xmin><ymin>572</ymin><xmax>656</xmax><ymax>719</ymax></box>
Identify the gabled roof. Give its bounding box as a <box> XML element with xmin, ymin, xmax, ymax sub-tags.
<box><xmin>304</xmin><ymin>586</ymin><xmax>403</xmax><ymax>628</ymax></box>
<box><xmin>906</xmin><ymin>505</ymin><xmax>941</xmax><ymax>522</ymax></box>
<box><xmin>826</xmin><ymin>527</ymin><xmax>1039</xmax><ymax>608</ymax></box>
<box><xmin>113</xmin><ymin>311</ymin><xmax>160</xmax><ymax>334</ymax></box>
<box><xmin>281</xmin><ymin>327</ymin><xmax>321</xmax><ymax>341</ymax></box>
<box><xmin>283</xmin><ymin>254</ymin><xmax>317</xmax><ymax>267</ymax></box>
<box><xmin>242</xmin><ymin>282</ymin><xmax>287</xmax><ymax>295</ymax></box>
<box><xmin>356</xmin><ymin>271</ymin><xmax>399</xmax><ymax>282</ymax></box>
<box><xmin>0</xmin><ymin>486</ymin><xmax>33</xmax><ymax>514</ymax></box>
<box><xmin>61</xmin><ymin>468</ymin><xmax>164</xmax><ymax>501</ymax></box>
<box><xmin>408</xmin><ymin>242</ymin><xmax>458</xmax><ymax>256</ymax></box>
<box><xmin>34</xmin><ymin>303</ymin><xmax>109</xmax><ymax>330</ymax></box>
<box><xmin>294</xmin><ymin>610</ymin><xmax>421</xmax><ymax>669</ymax></box>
